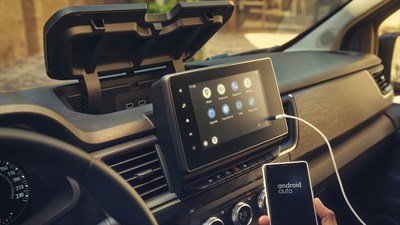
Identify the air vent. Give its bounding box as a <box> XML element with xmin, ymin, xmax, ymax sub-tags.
<box><xmin>371</xmin><ymin>71</ymin><xmax>392</xmax><ymax>94</ymax></box>
<box><xmin>103</xmin><ymin>145</ymin><xmax>169</xmax><ymax>201</ymax></box>
<box><xmin>283</xmin><ymin>103</ymin><xmax>290</xmax><ymax>124</ymax></box>
<box><xmin>279</xmin><ymin>96</ymin><xmax>298</xmax><ymax>152</ymax></box>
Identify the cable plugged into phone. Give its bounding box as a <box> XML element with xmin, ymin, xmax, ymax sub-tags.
<box><xmin>269</xmin><ymin>114</ymin><xmax>367</xmax><ymax>225</ymax></box>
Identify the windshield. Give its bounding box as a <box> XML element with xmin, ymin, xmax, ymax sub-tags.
<box><xmin>197</xmin><ymin>0</ymin><xmax>350</xmax><ymax>59</ymax></box>
<box><xmin>1</xmin><ymin>0</ymin><xmax>349</xmax><ymax>92</ymax></box>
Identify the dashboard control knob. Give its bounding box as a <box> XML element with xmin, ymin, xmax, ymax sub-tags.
<box><xmin>232</xmin><ymin>202</ymin><xmax>253</xmax><ymax>225</ymax></box>
<box><xmin>202</xmin><ymin>216</ymin><xmax>224</xmax><ymax>225</ymax></box>
<box><xmin>257</xmin><ymin>190</ymin><xmax>268</xmax><ymax>214</ymax></box>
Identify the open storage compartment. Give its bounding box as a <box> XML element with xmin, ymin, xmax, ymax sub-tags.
<box><xmin>45</xmin><ymin>1</ymin><xmax>234</xmax><ymax>114</ymax></box>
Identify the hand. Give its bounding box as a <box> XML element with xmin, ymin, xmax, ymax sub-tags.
<box><xmin>258</xmin><ymin>198</ymin><xmax>337</xmax><ymax>225</ymax></box>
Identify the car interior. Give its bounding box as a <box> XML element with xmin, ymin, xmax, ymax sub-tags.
<box><xmin>0</xmin><ymin>0</ymin><xmax>399</xmax><ymax>225</ymax></box>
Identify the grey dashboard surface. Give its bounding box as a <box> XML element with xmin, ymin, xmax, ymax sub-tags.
<box><xmin>188</xmin><ymin>51</ymin><xmax>381</xmax><ymax>94</ymax></box>
<box><xmin>0</xmin><ymin>51</ymin><xmax>382</xmax><ymax>148</ymax></box>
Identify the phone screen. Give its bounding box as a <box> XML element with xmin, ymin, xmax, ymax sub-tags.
<box><xmin>263</xmin><ymin>161</ymin><xmax>318</xmax><ymax>225</ymax></box>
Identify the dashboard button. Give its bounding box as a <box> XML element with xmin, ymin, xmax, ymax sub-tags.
<box><xmin>232</xmin><ymin>202</ymin><xmax>253</xmax><ymax>225</ymax></box>
<box><xmin>240</xmin><ymin>162</ymin><xmax>250</xmax><ymax>170</ymax></box>
<box><xmin>214</xmin><ymin>173</ymin><xmax>225</xmax><ymax>182</ymax></box>
<box><xmin>188</xmin><ymin>177</ymin><xmax>216</xmax><ymax>190</ymax></box>
<box><xmin>207</xmin><ymin>177</ymin><xmax>215</xmax><ymax>185</ymax></box>
<box><xmin>262</xmin><ymin>153</ymin><xmax>273</xmax><ymax>161</ymax></box>
<box><xmin>224</xmin><ymin>170</ymin><xmax>234</xmax><ymax>178</ymax></box>
<box><xmin>248</xmin><ymin>159</ymin><xmax>258</xmax><ymax>167</ymax></box>
<box><xmin>256</xmin><ymin>156</ymin><xmax>265</xmax><ymax>164</ymax></box>
<box><xmin>203</xmin><ymin>216</ymin><xmax>224</xmax><ymax>225</ymax></box>
<box><xmin>232</xmin><ymin>166</ymin><xmax>242</xmax><ymax>173</ymax></box>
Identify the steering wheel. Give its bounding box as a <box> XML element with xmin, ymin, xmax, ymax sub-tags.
<box><xmin>0</xmin><ymin>128</ymin><xmax>158</xmax><ymax>225</ymax></box>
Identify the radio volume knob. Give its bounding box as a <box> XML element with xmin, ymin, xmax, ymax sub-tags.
<box><xmin>202</xmin><ymin>217</ymin><xmax>224</xmax><ymax>225</ymax></box>
<box><xmin>232</xmin><ymin>202</ymin><xmax>253</xmax><ymax>225</ymax></box>
<box><xmin>257</xmin><ymin>190</ymin><xmax>268</xmax><ymax>214</ymax></box>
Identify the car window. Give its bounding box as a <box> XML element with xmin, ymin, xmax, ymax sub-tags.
<box><xmin>378</xmin><ymin>10</ymin><xmax>400</xmax><ymax>99</ymax></box>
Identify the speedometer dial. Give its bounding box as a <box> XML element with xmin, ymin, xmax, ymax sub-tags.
<box><xmin>0</xmin><ymin>160</ymin><xmax>30</xmax><ymax>225</ymax></box>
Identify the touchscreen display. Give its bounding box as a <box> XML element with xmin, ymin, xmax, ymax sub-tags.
<box><xmin>188</xmin><ymin>70</ymin><xmax>271</xmax><ymax>149</ymax></box>
<box><xmin>263</xmin><ymin>162</ymin><xmax>318</xmax><ymax>225</ymax></box>
<box><xmin>155</xmin><ymin>58</ymin><xmax>288</xmax><ymax>171</ymax></box>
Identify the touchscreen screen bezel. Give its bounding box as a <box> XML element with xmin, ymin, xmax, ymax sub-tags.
<box><xmin>168</xmin><ymin>58</ymin><xmax>287</xmax><ymax>171</ymax></box>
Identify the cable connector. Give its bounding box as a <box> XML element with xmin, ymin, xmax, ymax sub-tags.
<box><xmin>274</xmin><ymin>114</ymin><xmax>285</xmax><ymax>120</ymax></box>
<box><xmin>267</xmin><ymin>114</ymin><xmax>286</xmax><ymax>120</ymax></box>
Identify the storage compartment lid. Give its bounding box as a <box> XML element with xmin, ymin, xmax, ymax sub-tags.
<box><xmin>44</xmin><ymin>1</ymin><xmax>234</xmax><ymax>80</ymax></box>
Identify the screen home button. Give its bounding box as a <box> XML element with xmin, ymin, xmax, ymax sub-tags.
<box><xmin>211</xmin><ymin>136</ymin><xmax>218</xmax><ymax>144</ymax></box>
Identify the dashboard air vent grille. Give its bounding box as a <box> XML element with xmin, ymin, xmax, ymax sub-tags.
<box><xmin>372</xmin><ymin>71</ymin><xmax>391</xmax><ymax>94</ymax></box>
<box><xmin>283</xmin><ymin>103</ymin><xmax>290</xmax><ymax>124</ymax></box>
<box><xmin>103</xmin><ymin>145</ymin><xmax>169</xmax><ymax>201</ymax></box>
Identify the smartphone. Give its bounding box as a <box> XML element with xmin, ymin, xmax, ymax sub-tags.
<box><xmin>262</xmin><ymin>161</ymin><xmax>318</xmax><ymax>225</ymax></box>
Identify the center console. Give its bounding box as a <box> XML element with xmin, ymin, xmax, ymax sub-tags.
<box><xmin>152</xmin><ymin>58</ymin><xmax>290</xmax><ymax>224</ymax></box>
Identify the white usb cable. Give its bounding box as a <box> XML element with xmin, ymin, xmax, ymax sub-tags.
<box><xmin>272</xmin><ymin>114</ymin><xmax>367</xmax><ymax>225</ymax></box>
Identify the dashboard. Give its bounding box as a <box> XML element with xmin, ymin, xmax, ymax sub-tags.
<box><xmin>0</xmin><ymin>50</ymin><xmax>397</xmax><ymax>225</ymax></box>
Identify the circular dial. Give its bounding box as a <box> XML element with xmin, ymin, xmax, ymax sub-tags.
<box><xmin>231</xmin><ymin>202</ymin><xmax>253</xmax><ymax>225</ymax></box>
<box><xmin>257</xmin><ymin>190</ymin><xmax>268</xmax><ymax>214</ymax></box>
<box><xmin>0</xmin><ymin>160</ymin><xmax>30</xmax><ymax>225</ymax></box>
<box><xmin>202</xmin><ymin>216</ymin><xmax>224</xmax><ymax>225</ymax></box>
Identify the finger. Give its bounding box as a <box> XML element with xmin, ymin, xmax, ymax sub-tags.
<box><xmin>314</xmin><ymin>198</ymin><xmax>337</xmax><ymax>225</ymax></box>
<box><xmin>258</xmin><ymin>215</ymin><xmax>270</xmax><ymax>225</ymax></box>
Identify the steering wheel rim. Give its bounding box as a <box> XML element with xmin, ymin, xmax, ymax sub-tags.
<box><xmin>0</xmin><ymin>127</ymin><xmax>158</xmax><ymax>225</ymax></box>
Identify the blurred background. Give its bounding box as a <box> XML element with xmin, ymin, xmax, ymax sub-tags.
<box><xmin>0</xmin><ymin>0</ymin><xmax>398</xmax><ymax>92</ymax></box>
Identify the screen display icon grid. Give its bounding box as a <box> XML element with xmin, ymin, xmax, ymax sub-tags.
<box><xmin>188</xmin><ymin>70</ymin><xmax>271</xmax><ymax>150</ymax></box>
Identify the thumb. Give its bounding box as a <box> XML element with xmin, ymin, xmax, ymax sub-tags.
<box><xmin>314</xmin><ymin>198</ymin><xmax>337</xmax><ymax>225</ymax></box>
